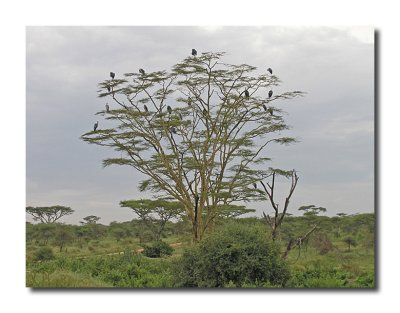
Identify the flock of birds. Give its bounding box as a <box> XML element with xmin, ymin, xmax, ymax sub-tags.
<box><xmin>93</xmin><ymin>49</ymin><xmax>274</xmax><ymax>132</ymax></box>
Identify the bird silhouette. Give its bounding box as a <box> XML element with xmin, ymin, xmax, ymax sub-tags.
<box><xmin>107</xmin><ymin>85</ymin><xmax>111</xmax><ymax>92</ymax></box>
<box><xmin>253</xmin><ymin>182</ymin><xmax>257</xmax><ymax>189</ymax></box>
<box><xmin>139</xmin><ymin>68</ymin><xmax>145</xmax><ymax>75</ymax></box>
<box><xmin>268</xmin><ymin>90</ymin><xmax>273</xmax><ymax>98</ymax></box>
<box><xmin>105</xmin><ymin>104</ymin><xmax>110</xmax><ymax>113</ymax></box>
<box><xmin>263</xmin><ymin>104</ymin><xmax>267</xmax><ymax>111</ymax></box>
<box><xmin>267</xmin><ymin>68</ymin><xmax>273</xmax><ymax>74</ymax></box>
<box><xmin>192</xmin><ymin>49</ymin><xmax>197</xmax><ymax>56</ymax></box>
<box><xmin>167</xmin><ymin>105</ymin><xmax>172</xmax><ymax>114</ymax></box>
<box><xmin>110</xmin><ymin>72</ymin><xmax>115</xmax><ymax>79</ymax></box>
<box><xmin>93</xmin><ymin>121</ymin><xmax>99</xmax><ymax>131</ymax></box>
<box><xmin>144</xmin><ymin>104</ymin><xmax>149</xmax><ymax>112</ymax></box>
<box><xmin>244</xmin><ymin>89</ymin><xmax>250</xmax><ymax>97</ymax></box>
<box><xmin>170</xmin><ymin>127</ymin><xmax>177</xmax><ymax>134</ymax></box>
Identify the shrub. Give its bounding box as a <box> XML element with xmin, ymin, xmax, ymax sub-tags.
<box><xmin>143</xmin><ymin>241</ymin><xmax>173</xmax><ymax>258</ymax></box>
<box><xmin>34</xmin><ymin>246</ymin><xmax>55</xmax><ymax>261</ymax></box>
<box><xmin>175</xmin><ymin>222</ymin><xmax>290</xmax><ymax>287</ymax></box>
<box><xmin>312</xmin><ymin>232</ymin><xmax>334</xmax><ymax>255</ymax></box>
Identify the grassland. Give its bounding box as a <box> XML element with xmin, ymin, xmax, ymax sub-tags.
<box><xmin>26</xmin><ymin>214</ymin><xmax>374</xmax><ymax>288</ymax></box>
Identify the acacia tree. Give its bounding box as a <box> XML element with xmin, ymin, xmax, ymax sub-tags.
<box><xmin>26</xmin><ymin>205</ymin><xmax>74</xmax><ymax>224</ymax></box>
<box><xmin>81</xmin><ymin>51</ymin><xmax>303</xmax><ymax>241</ymax></box>
<box><xmin>120</xmin><ymin>199</ymin><xmax>184</xmax><ymax>241</ymax></box>
<box><xmin>80</xmin><ymin>215</ymin><xmax>101</xmax><ymax>225</ymax></box>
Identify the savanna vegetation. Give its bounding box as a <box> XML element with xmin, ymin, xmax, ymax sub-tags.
<box><xmin>26</xmin><ymin>210</ymin><xmax>374</xmax><ymax>288</ymax></box>
<box><xmin>26</xmin><ymin>51</ymin><xmax>374</xmax><ymax>288</ymax></box>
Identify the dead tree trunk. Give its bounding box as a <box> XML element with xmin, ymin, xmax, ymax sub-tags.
<box><xmin>261</xmin><ymin>170</ymin><xmax>299</xmax><ymax>241</ymax></box>
<box><xmin>282</xmin><ymin>225</ymin><xmax>318</xmax><ymax>259</ymax></box>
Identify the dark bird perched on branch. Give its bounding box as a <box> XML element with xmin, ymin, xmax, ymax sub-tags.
<box><xmin>244</xmin><ymin>89</ymin><xmax>250</xmax><ymax>97</ymax></box>
<box><xmin>263</xmin><ymin>104</ymin><xmax>268</xmax><ymax>111</ymax></box>
<box><xmin>107</xmin><ymin>85</ymin><xmax>111</xmax><ymax>92</ymax></box>
<box><xmin>93</xmin><ymin>121</ymin><xmax>99</xmax><ymax>131</ymax></box>
<box><xmin>110</xmin><ymin>72</ymin><xmax>115</xmax><ymax>79</ymax></box>
<box><xmin>105</xmin><ymin>103</ymin><xmax>110</xmax><ymax>113</ymax></box>
<box><xmin>268</xmin><ymin>90</ymin><xmax>273</xmax><ymax>98</ymax></box>
<box><xmin>167</xmin><ymin>105</ymin><xmax>172</xmax><ymax>114</ymax></box>
<box><xmin>139</xmin><ymin>68</ymin><xmax>145</xmax><ymax>75</ymax></box>
<box><xmin>170</xmin><ymin>127</ymin><xmax>177</xmax><ymax>134</ymax></box>
<box><xmin>253</xmin><ymin>182</ymin><xmax>257</xmax><ymax>189</ymax></box>
<box><xmin>267</xmin><ymin>67</ymin><xmax>273</xmax><ymax>74</ymax></box>
<box><xmin>144</xmin><ymin>104</ymin><xmax>148</xmax><ymax>112</ymax></box>
<box><xmin>192</xmin><ymin>49</ymin><xmax>197</xmax><ymax>56</ymax></box>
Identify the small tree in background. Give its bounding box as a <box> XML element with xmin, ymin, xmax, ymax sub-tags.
<box><xmin>298</xmin><ymin>204</ymin><xmax>327</xmax><ymax>217</ymax></box>
<box><xmin>81</xmin><ymin>51</ymin><xmax>303</xmax><ymax>241</ymax></box>
<box><xmin>120</xmin><ymin>199</ymin><xmax>184</xmax><ymax>241</ymax></box>
<box><xmin>343</xmin><ymin>236</ymin><xmax>357</xmax><ymax>251</ymax></box>
<box><xmin>26</xmin><ymin>205</ymin><xmax>74</xmax><ymax>223</ymax></box>
<box><xmin>80</xmin><ymin>215</ymin><xmax>101</xmax><ymax>225</ymax></box>
<box><xmin>53</xmin><ymin>225</ymin><xmax>74</xmax><ymax>252</ymax></box>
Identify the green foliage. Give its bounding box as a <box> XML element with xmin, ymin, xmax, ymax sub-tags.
<box><xmin>27</xmin><ymin>254</ymin><xmax>175</xmax><ymax>288</ymax></box>
<box><xmin>26</xmin><ymin>205</ymin><xmax>74</xmax><ymax>223</ymax></box>
<box><xmin>298</xmin><ymin>205</ymin><xmax>327</xmax><ymax>216</ymax></box>
<box><xmin>81</xmin><ymin>215</ymin><xmax>101</xmax><ymax>225</ymax></box>
<box><xmin>311</xmin><ymin>232</ymin><xmax>334</xmax><ymax>255</ymax></box>
<box><xmin>175</xmin><ymin>221</ymin><xmax>290</xmax><ymax>287</ymax></box>
<box><xmin>343</xmin><ymin>236</ymin><xmax>357</xmax><ymax>251</ymax></box>
<box><xmin>143</xmin><ymin>241</ymin><xmax>173</xmax><ymax>258</ymax></box>
<box><xmin>81</xmin><ymin>52</ymin><xmax>304</xmax><ymax>240</ymax></box>
<box><xmin>34</xmin><ymin>246</ymin><xmax>55</xmax><ymax>261</ymax></box>
<box><xmin>120</xmin><ymin>199</ymin><xmax>184</xmax><ymax>241</ymax></box>
<box><xmin>26</xmin><ymin>213</ymin><xmax>375</xmax><ymax>288</ymax></box>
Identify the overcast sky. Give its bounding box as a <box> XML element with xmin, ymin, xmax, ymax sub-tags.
<box><xmin>26</xmin><ymin>26</ymin><xmax>374</xmax><ymax>224</ymax></box>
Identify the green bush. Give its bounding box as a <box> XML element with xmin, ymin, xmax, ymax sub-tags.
<box><xmin>143</xmin><ymin>241</ymin><xmax>173</xmax><ymax>258</ymax></box>
<box><xmin>175</xmin><ymin>222</ymin><xmax>290</xmax><ymax>287</ymax></box>
<box><xmin>34</xmin><ymin>246</ymin><xmax>55</xmax><ymax>261</ymax></box>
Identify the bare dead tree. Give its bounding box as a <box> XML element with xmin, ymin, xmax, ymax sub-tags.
<box><xmin>260</xmin><ymin>169</ymin><xmax>299</xmax><ymax>241</ymax></box>
<box><xmin>281</xmin><ymin>224</ymin><xmax>319</xmax><ymax>259</ymax></box>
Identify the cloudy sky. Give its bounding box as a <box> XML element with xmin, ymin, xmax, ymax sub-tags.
<box><xmin>26</xmin><ymin>26</ymin><xmax>374</xmax><ymax>224</ymax></box>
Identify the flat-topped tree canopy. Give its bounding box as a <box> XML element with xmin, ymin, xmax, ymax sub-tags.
<box><xmin>81</xmin><ymin>51</ymin><xmax>304</xmax><ymax>240</ymax></box>
<box><xmin>26</xmin><ymin>205</ymin><xmax>74</xmax><ymax>224</ymax></box>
